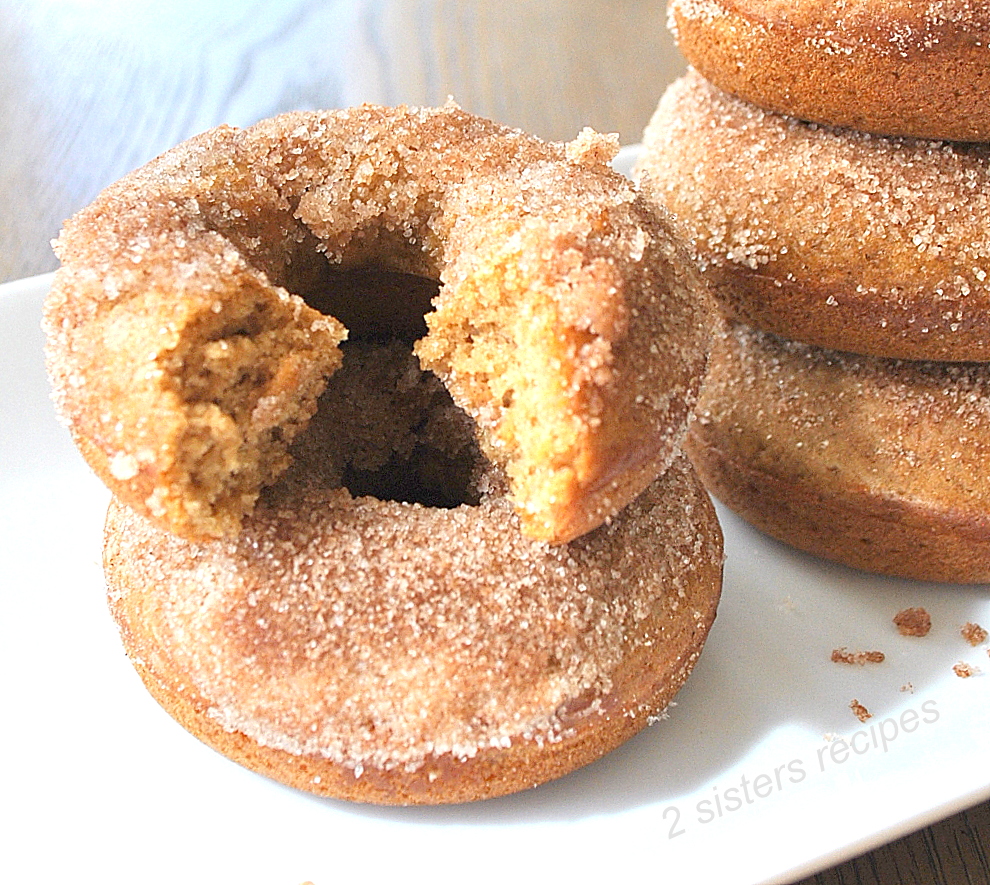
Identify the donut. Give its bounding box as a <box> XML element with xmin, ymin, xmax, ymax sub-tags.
<box><xmin>686</xmin><ymin>322</ymin><xmax>990</xmax><ymax>583</ymax></box>
<box><xmin>104</xmin><ymin>414</ymin><xmax>724</xmax><ymax>805</ymax></box>
<box><xmin>667</xmin><ymin>0</ymin><xmax>990</xmax><ymax>141</ymax></box>
<box><xmin>636</xmin><ymin>71</ymin><xmax>990</xmax><ymax>362</ymax></box>
<box><xmin>44</xmin><ymin>103</ymin><xmax>712</xmax><ymax>545</ymax></box>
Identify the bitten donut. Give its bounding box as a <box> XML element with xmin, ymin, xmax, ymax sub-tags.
<box><xmin>687</xmin><ymin>322</ymin><xmax>990</xmax><ymax>583</ymax></box>
<box><xmin>45</xmin><ymin>103</ymin><xmax>712</xmax><ymax>545</ymax></box>
<box><xmin>104</xmin><ymin>428</ymin><xmax>724</xmax><ymax>805</ymax></box>
<box><xmin>636</xmin><ymin>72</ymin><xmax>990</xmax><ymax>362</ymax></box>
<box><xmin>668</xmin><ymin>0</ymin><xmax>990</xmax><ymax>141</ymax></box>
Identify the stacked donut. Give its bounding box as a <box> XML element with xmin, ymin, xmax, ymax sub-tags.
<box><xmin>44</xmin><ymin>104</ymin><xmax>723</xmax><ymax>804</ymax></box>
<box><xmin>636</xmin><ymin>1</ymin><xmax>990</xmax><ymax>583</ymax></box>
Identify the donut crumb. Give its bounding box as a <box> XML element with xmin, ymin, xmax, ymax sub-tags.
<box><xmin>894</xmin><ymin>607</ymin><xmax>932</xmax><ymax>637</ymax></box>
<box><xmin>850</xmin><ymin>699</ymin><xmax>872</xmax><ymax>722</ymax></box>
<box><xmin>831</xmin><ymin>648</ymin><xmax>885</xmax><ymax>665</ymax></box>
<box><xmin>961</xmin><ymin>622</ymin><xmax>988</xmax><ymax>647</ymax></box>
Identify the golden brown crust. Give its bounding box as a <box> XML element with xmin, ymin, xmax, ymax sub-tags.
<box><xmin>46</xmin><ymin>104</ymin><xmax>712</xmax><ymax>545</ymax></box>
<box><xmin>669</xmin><ymin>0</ymin><xmax>990</xmax><ymax>141</ymax></box>
<box><xmin>686</xmin><ymin>323</ymin><xmax>990</xmax><ymax>583</ymax></box>
<box><xmin>637</xmin><ymin>72</ymin><xmax>990</xmax><ymax>362</ymax></box>
<box><xmin>104</xmin><ymin>453</ymin><xmax>723</xmax><ymax>805</ymax></box>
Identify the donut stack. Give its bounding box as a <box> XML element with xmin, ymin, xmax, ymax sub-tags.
<box><xmin>636</xmin><ymin>1</ymin><xmax>990</xmax><ymax>583</ymax></box>
<box><xmin>44</xmin><ymin>104</ymin><xmax>724</xmax><ymax>804</ymax></box>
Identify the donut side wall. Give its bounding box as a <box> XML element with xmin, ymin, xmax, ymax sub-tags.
<box><xmin>687</xmin><ymin>323</ymin><xmax>990</xmax><ymax>582</ymax></box>
<box><xmin>635</xmin><ymin>71</ymin><xmax>990</xmax><ymax>361</ymax></box>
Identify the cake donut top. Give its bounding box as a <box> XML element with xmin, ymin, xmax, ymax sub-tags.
<box><xmin>45</xmin><ymin>103</ymin><xmax>712</xmax><ymax>543</ymax></box>
<box><xmin>673</xmin><ymin>0</ymin><xmax>989</xmax><ymax>53</ymax></box>
<box><xmin>668</xmin><ymin>0</ymin><xmax>990</xmax><ymax>141</ymax></box>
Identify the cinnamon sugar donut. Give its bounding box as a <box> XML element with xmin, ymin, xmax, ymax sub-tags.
<box><xmin>104</xmin><ymin>433</ymin><xmax>724</xmax><ymax>805</ymax></box>
<box><xmin>668</xmin><ymin>0</ymin><xmax>990</xmax><ymax>141</ymax></box>
<box><xmin>687</xmin><ymin>322</ymin><xmax>990</xmax><ymax>583</ymax></box>
<box><xmin>636</xmin><ymin>72</ymin><xmax>990</xmax><ymax>362</ymax></box>
<box><xmin>45</xmin><ymin>103</ymin><xmax>712</xmax><ymax>545</ymax></box>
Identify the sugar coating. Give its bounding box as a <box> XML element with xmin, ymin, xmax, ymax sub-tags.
<box><xmin>637</xmin><ymin>71</ymin><xmax>990</xmax><ymax>360</ymax></box>
<box><xmin>45</xmin><ymin>103</ymin><xmax>712</xmax><ymax>544</ymax></box>
<box><xmin>104</xmin><ymin>452</ymin><xmax>723</xmax><ymax>780</ymax></box>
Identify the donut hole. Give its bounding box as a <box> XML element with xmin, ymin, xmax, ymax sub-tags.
<box><xmin>351</xmin><ymin>343</ymin><xmax>486</xmax><ymax>507</ymax></box>
<box><xmin>299</xmin><ymin>265</ymin><xmax>438</xmax><ymax>344</ymax></box>
<box><xmin>220</xmin><ymin>231</ymin><xmax>490</xmax><ymax>510</ymax></box>
<box><xmin>286</xmin><ymin>339</ymin><xmax>491</xmax><ymax>509</ymax></box>
<box><xmin>282</xmin><ymin>265</ymin><xmax>491</xmax><ymax>510</ymax></box>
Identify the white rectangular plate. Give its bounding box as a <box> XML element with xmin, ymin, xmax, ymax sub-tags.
<box><xmin>4</xmin><ymin>251</ymin><xmax>989</xmax><ymax>884</ymax></box>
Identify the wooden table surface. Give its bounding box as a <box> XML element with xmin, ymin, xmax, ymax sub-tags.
<box><xmin>3</xmin><ymin>2</ymin><xmax>987</xmax><ymax>882</ymax></box>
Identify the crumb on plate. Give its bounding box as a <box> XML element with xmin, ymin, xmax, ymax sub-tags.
<box><xmin>893</xmin><ymin>607</ymin><xmax>931</xmax><ymax>637</ymax></box>
<box><xmin>832</xmin><ymin>647</ymin><xmax>885</xmax><ymax>665</ymax></box>
<box><xmin>961</xmin><ymin>622</ymin><xmax>988</xmax><ymax>647</ymax></box>
<box><xmin>850</xmin><ymin>699</ymin><xmax>872</xmax><ymax>722</ymax></box>
<box><xmin>953</xmin><ymin>662</ymin><xmax>980</xmax><ymax>678</ymax></box>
